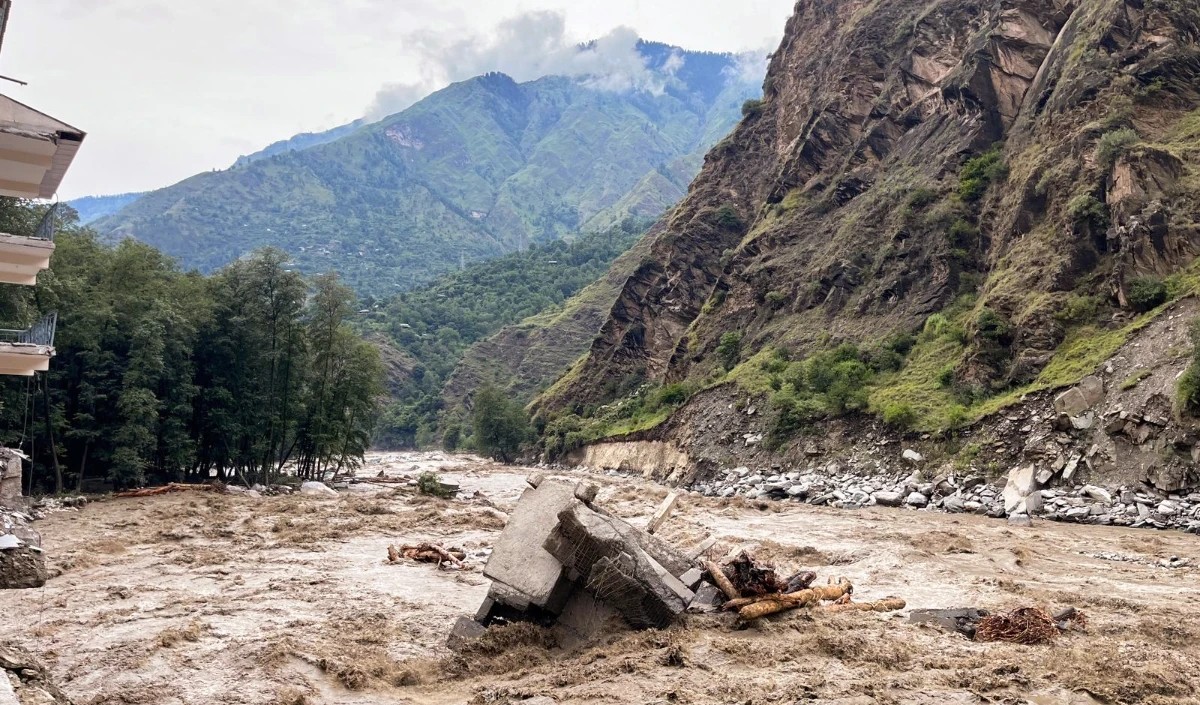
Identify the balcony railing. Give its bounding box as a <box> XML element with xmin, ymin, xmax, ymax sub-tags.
<box><xmin>0</xmin><ymin>312</ymin><xmax>57</xmax><ymax>347</ymax></box>
<box><xmin>32</xmin><ymin>203</ymin><xmax>60</xmax><ymax>241</ymax></box>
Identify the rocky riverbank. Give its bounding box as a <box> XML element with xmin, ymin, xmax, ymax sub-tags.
<box><xmin>682</xmin><ymin>458</ymin><xmax>1200</xmax><ymax>535</ymax></box>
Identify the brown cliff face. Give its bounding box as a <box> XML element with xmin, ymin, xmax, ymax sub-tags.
<box><xmin>538</xmin><ymin>0</ymin><xmax>1200</xmax><ymax>415</ymax></box>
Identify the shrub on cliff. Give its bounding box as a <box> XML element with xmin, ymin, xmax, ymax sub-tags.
<box><xmin>1128</xmin><ymin>276</ymin><xmax>1167</xmax><ymax>312</ymax></box>
<box><xmin>1177</xmin><ymin>319</ymin><xmax>1200</xmax><ymax>416</ymax></box>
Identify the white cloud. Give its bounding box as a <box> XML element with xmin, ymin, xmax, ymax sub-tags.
<box><xmin>366</xmin><ymin>12</ymin><xmax>688</xmax><ymax>120</ymax></box>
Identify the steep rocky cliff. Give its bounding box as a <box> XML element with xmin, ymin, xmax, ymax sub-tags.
<box><xmin>535</xmin><ymin>0</ymin><xmax>1200</xmax><ymax>492</ymax></box>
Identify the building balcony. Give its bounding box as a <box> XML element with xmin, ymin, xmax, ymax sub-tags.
<box><xmin>0</xmin><ymin>311</ymin><xmax>55</xmax><ymax>376</ymax></box>
<box><xmin>0</xmin><ymin>202</ymin><xmax>57</xmax><ymax>285</ymax></box>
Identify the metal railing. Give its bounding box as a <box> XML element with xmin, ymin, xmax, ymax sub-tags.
<box><xmin>0</xmin><ymin>312</ymin><xmax>57</xmax><ymax>347</ymax></box>
<box><xmin>32</xmin><ymin>203</ymin><xmax>60</xmax><ymax>241</ymax></box>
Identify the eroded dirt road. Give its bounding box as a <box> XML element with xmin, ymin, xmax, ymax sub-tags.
<box><xmin>2</xmin><ymin>452</ymin><xmax>1198</xmax><ymax>705</ymax></box>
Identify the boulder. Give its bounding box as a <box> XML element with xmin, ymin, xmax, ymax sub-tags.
<box><xmin>1081</xmin><ymin>485</ymin><xmax>1112</xmax><ymax>504</ymax></box>
<box><xmin>902</xmin><ymin>449</ymin><xmax>924</xmax><ymax>464</ymax></box>
<box><xmin>872</xmin><ymin>491</ymin><xmax>903</xmax><ymax>507</ymax></box>
<box><xmin>0</xmin><ymin>546</ymin><xmax>46</xmax><ymax>589</ymax></box>
<box><xmin>299</xmin><ymin>481</ymin><xmax>338</xmax><ymax>498</ymax></box>
<box><xmin>1002</xmin><ymin>465</ymin><xmax>1038</xmax><ymax>514</ymax></box>
<box><xmin>905</xmin><ymin>492</ymin><xmax>928</xmax><ymax>508</ymax></box>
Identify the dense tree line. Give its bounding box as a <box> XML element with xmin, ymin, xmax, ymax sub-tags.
<box><xmin>368</xmin><ymin>217</ymin><xmax>647</xmax><ymax>447</ymax></box>
<box><xmin>0</xmin><ymin>200</ymin><xmax>383</xmax><ymax>493</ymax></box>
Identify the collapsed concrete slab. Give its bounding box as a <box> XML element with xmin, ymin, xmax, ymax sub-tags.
<box><xmin>482</xmin><ymin>479</ymin><xmax>578</xmax><ymax>614</ymax></box>
<box><xmin>461</xmin><ymin>478</ymin><xmax>705</xmax><ymax>644</ymax></box>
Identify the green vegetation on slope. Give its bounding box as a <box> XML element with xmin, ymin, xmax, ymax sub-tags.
<box><xmin>368</xmin><ymin>219</ymin><xmax>647</xmax><ymax>447</ymax></box>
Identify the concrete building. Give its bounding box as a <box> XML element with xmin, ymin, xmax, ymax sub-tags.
<box><xmin>0</xmin><ymin>1</ymin><xmax>85</xmax><ymax>501</ymax></box>
<box><xmin>0</xmin><ymin>1</ymin><xmax>83</xmax><ymax>377</ymax></box>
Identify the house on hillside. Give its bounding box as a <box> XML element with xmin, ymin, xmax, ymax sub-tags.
<box><xmin>0</xmin><ymin>0</ymin><xmax>86</xmax><ymax>495</ymax></box>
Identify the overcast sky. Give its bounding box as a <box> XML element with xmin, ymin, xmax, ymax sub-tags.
<box><xmin>3</xmin><ymin>1</ymin><xmax>793</xmax><ymax>199</ymax></box>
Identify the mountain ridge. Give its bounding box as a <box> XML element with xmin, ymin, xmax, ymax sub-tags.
<box><xmin>88</xmin><ymin>41</ymin><xmax>762</xmax><ymax>294</ymax></box>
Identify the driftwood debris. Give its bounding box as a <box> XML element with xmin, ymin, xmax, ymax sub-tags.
<box><xmin>705</xmin><ymin>560</ymin><xmax>740</xmax><ymax>601</ymax></box>
<box><xmin>824</xmin><ymin>597</ymin><xmax>907</xmax><ymax>613</ymax></box>
<box><xmin>388</xmin><ymin>542</ymin><xmax>466</xmax><ymax>569</ymax></box>
<box><xmin>114</xmin><ymin>483</ymin><xmax>217</xmax><ymax>498</ymax></box>
<box><xmin>733</xmin><ymin>579</ymin><xmax>854</xmax><ymax>620</ymax></box>
<box><xmin>725</xmin><ymin>551</ymin><xmax>788</xmax><ymax>596</ymax></box>
<box><xmin>975</xmin><ymin>607</ymin><xmax>1057</xmax><ymax>644</ymax></box>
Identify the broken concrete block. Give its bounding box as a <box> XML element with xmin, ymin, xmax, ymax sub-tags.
<box><xmin>679</xmin><ymin>567</ymin><xmax>704</xmax><ymax>590</ymax></box>
<box><xmin>573</xmin><ymin>482</ymin><xmax>599</xmax><ymax>504</ymax></box>
<box><xmin>484</xmin><ymin>480</ymin><xmax>577</xmax><ymax>612</ymax></box>
<box><xmin>646</xmin><ymin>491</ymin><xmax>679</xmax><ymax>534</ymax></box>
<box><xmin>688</xmin><ymin>536</ymin><xmax>718</xmax><ymax>559</ymax></box>
<box><xmin>446</xmin><ymin>616</ymin><xmax>487</xmax><ymax>652</ymax></box>
<box><xmin>909</xmin><ymin>608</ymin><xmax>989</xmax><ymax>638</ymax></box>
<box><xmin>545</xmin><ymin>501</ymin><xmax>691</xmax><ymax>628</ymax></box>
<box><xmin>688</xmin><ymin>583</ymin><xmax>723</xmax><ymax>612</ymax></box>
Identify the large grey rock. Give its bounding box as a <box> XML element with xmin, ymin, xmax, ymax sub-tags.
<box><xmin>0</xmin><ymin>547</ymin><xmax>46</xmax><ymax>589</ymax></box>
<box><xmin>299</xmin><ymin>481</ymin><xmax>338</xmax><ymax>497</ymax></box>
<box><xmin>909</xmin><ymin>608</ymin><xmax>988</xmax><ymax>638</ymax></box>
<box><xmin>905</xmin><ymin>492</ymin><xmax>928</xmax><ymax>508</ymax></box>
<box><xmin>1002</xmin><ymin>465</ymin><xmax>1038</xmax><ymax>514</ymax></box>
<box><xmin>902</xmin><ymin>449</ymin><xmax>924</xmax><ymax>464</ymax></box>
<box><xmin>1054</xmin><ymin>388</ymin><xmax>1090</xmax><ymax>417</ymax></box>
<box><xmin>484</xmin><ymin>480</ymin><xmax>577</xmax><ymax>611</ymax></box>
<box><xmin>873</xmin><ymin>491</ymin><xmax>903</xmax><ymax>507</ymax></box>
<box><xmin>1081</xmin><ymin>485</ymin><xmax>1112</xmax><ymax>504</ymax></box>
<box><xmin>1078</xmin><ymin>375</ymin><xmax>1105</xmax><ymax>406</ymax></box>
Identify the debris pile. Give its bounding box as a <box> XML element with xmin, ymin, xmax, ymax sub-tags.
<box><xmin>0</xmin><ymin>642</ymin><xmax>74</xmax><ymax>704</ymax></box>
<box><xmin>114</xmin><ymin>482</ymin><xmax>219</xmax><ymax>498</ymax></box>
<box><xmin>0</xmin><ymin>506</ymin><xmax>45</xmax><ymax>590</ymax></box>
<box><xmin>909</xmin><ymin>606</ymin><xmax>1087</xmax><ymax>644</ymax></box>
<box><xmin>450</xmin><ymin>476</ymin><xmax>903</xmax><ymax>649</ymax></box>
<box><xmin>387</xmin><ymin>542</ymin><xmax>466</xmax><ymax>569</ymax></box>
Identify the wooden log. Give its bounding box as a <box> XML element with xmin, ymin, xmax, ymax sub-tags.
<box><xmin>115</xmin><ymin>483</ymin><xmax>216</xmax><ymax>498</ymax></box>
<box><xmin>646</xmin><ymin>492</ymin><xmax>679</xmax><ymax>534</ymax></box>
<box><xmin>823</xmin><ymin>597</ymin><xmax>906</xmax><ymax>613</ymax></box>
<box><xmin>738</xmin><ymin>580</ymin><xmax>853</xmax><ymax>620</ymax></box>
<box><xmin>705</xmin><ymin>560</ymin><xmax>740</xmax><ymax>600</ymax></box>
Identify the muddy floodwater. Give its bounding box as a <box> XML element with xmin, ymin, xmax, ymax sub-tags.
<box><xmin>2</xmin><ymin>452</ymin><xmax>1198</xmax><ymax>704</ymax></box>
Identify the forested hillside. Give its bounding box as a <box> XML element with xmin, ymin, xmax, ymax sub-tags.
<box><xmin>89</xmin><ymin>42</ymin><xmax>760</xmax><ymax>294</ymax></box>
<box><xmin>0</xmin><ymin>201</ymin><xmax>383</xmax><ymax>493</ymax></box>
<box><xmin>366</xmin><ymin>218</ymin><xmax>647</xmax><ymax>447</ymax></box>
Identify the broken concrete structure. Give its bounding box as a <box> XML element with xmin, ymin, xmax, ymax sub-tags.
<box><xmin>481</xmin><ymin>478</ymin><xmax>577</xmax><ymax>615</ymax></box>
<box><xmin>463</xmin><ymin>476</ymin><xmax>706</xmax><ymax>645</ymax></box>
<box><xmin>0</xmin><ymin>449</ymin><xmax>24</xmax><ymax>501</ymax></box>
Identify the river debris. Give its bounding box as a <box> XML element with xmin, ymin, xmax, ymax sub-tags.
<box><xmin>114</xmin><ymin>483</ymin><xmax>219</xmax><ymax>498</ymax></box>
<box><xmin>387</xmin><ymin>542</ymin><xmax>466</xmax><ymax>569</ymax></box>
<box><xmin>449</xmin><ymin>477</ymin><xmax>904</xmax><ymax>650</ymax></box>
<box><xmin>911</xmin><ymin>606</ymin><xmax>1087</xmax><ymax>644</ymax></box>
<box><xmin>975</xmin><ymin>607</ymin><xmax>1060</xmax><ymax>645</ymax></box>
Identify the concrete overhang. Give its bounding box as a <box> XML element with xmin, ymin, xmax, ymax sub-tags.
<box><xmin>0</xmin><ymin>342</ymin><xmax>52</xmax><ymax>376</ymax></box>
<box><xmin>0</xmin><ymin>93</ymin><xmax>85</xmax><ymax>199</ymax></box>
<box><xmin>0</xmin><ymin>231</ymin><xmax>53</xmax><ymax>284</ymax></box>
